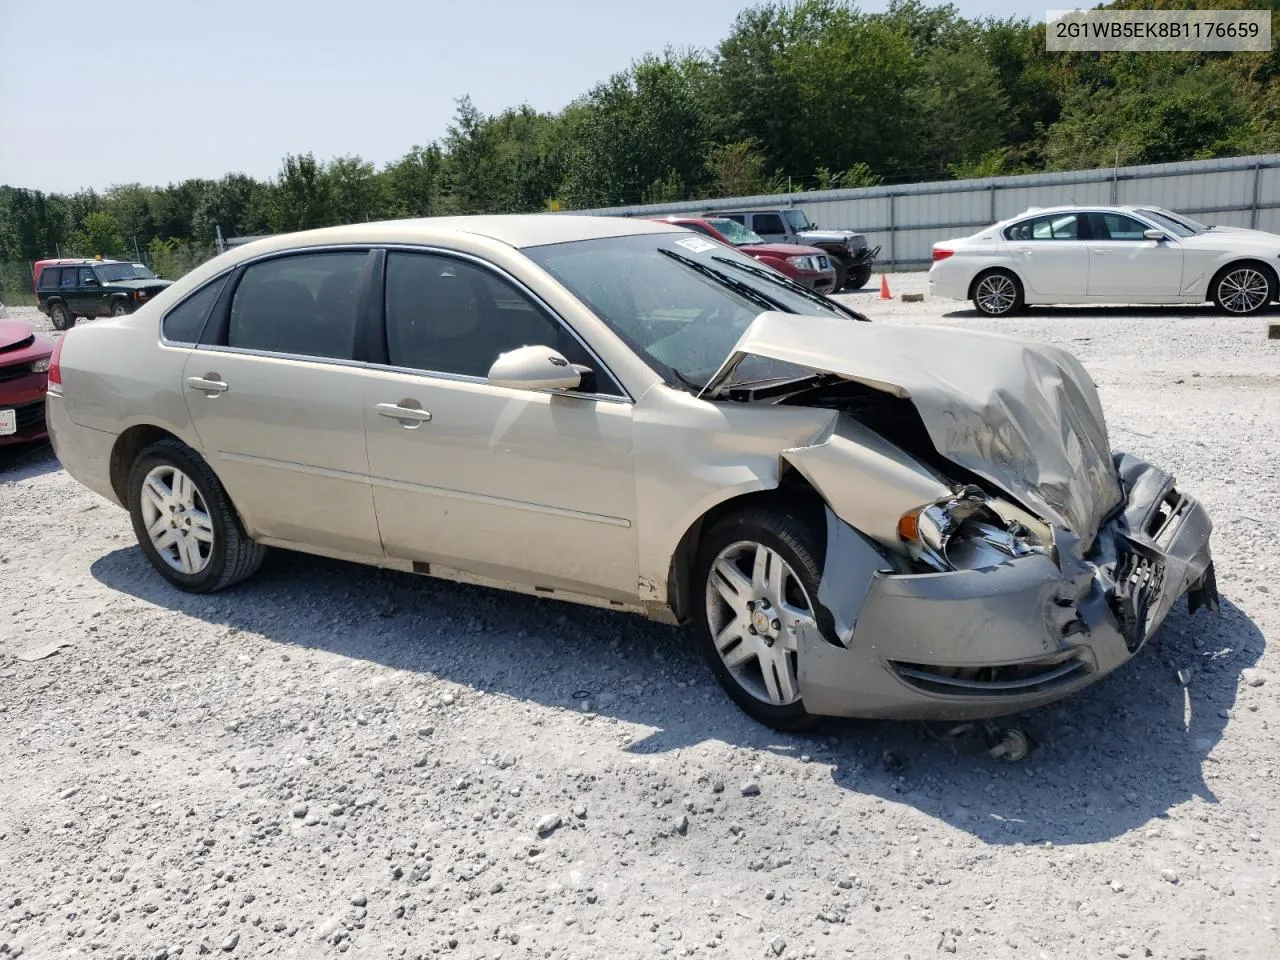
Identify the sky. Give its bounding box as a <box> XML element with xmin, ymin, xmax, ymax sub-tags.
<box><xmin>0</xmin><ymin>0</ymin><xmax>1040</xmax><ymax>194</ymax></box>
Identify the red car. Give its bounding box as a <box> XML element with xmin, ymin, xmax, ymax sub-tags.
<box><xmin>0</xmin><ymin>316</ymin><xmax>54</xmax><ymax>447</ymax></box>
<box><xmin>651</xmin><ymin>216</ymin><xmax>839</xmax><ymax>294</ymax></box>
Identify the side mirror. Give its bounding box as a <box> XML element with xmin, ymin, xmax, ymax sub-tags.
<box><xmin>1143</xmin><ymin>229</ymin><xmax>1167</xmax><ymax>241</ymax></box>
<box><xmin>487</xmin><ymin>345</ymin><xmax>583</xmax><ymax>391</ymax></box>
<box><xmin>83</xmin><ymin>277</ymin><xmax>99</xmax><ymax>286</ymax></box>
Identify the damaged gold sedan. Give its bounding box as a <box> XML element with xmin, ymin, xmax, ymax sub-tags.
<box><xmin>47</xmin><ymin>216</ymin><xmax>1218</xmax><ymax>729</ymax></box>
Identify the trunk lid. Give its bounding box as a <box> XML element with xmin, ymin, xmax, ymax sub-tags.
<box><xmin>701</xmin><ymin>312</ymin><xmax>1123</xmax><ymax>543</ymax></box>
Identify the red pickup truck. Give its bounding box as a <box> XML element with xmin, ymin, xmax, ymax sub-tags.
<box><xmin>651</xmin><ymin>217</ymin><xmax>839</xmax><ymax>294</ymax></box>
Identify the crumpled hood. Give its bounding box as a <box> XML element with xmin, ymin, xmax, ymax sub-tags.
<box><xmin>0</xmin><ymin>318</ymin><xmax>37</xmax><ymax>352</ymax></box>
<box><xmin>703</xmin><ymin>312</ymin><xmax>1123</xmax><ymax>543</ymax></box>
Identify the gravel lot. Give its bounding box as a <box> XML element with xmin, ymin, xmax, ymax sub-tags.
<box><xmin>2</xmin><ymin>275</ymin><xmax>1278</xmax><ymax>960</ymax></box>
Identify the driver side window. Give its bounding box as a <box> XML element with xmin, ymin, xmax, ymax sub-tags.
<box><xmin>383</xmin><ymin>252</ymin><xmax>622</xmax><ymax>395</ymax></box>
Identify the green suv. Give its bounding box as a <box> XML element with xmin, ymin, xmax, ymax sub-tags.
<box><xmin>37</xmin><ymin>260</ymin><xmax>172</xmax><ymax>330</ymax></box>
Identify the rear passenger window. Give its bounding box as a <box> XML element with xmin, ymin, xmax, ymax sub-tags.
<box><xmin>227</xmin><ymin>251</ymin><xmax>367</xmax><ymax>359</ymax></box>
<box><xmin>59</xmin><ymin>268</ymin><xmax>79</xmax><ymax>287</ymax></box>
<box><xmin>383</xmin><ymin>252</ymin><xmax>614</xmax><ymax>391</ymax></box>
<box><xmin>163</xmin><ymin>275</ymin><xmax>229</xmax><ymax>344</ymax></box>
<box><xmin>753</xmin><ymin>213</ymin><xmax>785</xmax><ymax>234</ymax></box>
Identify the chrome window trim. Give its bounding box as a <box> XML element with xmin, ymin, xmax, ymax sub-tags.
<box><xmin>190</xmin><ymin>344</ymin><xmax>632</xmax><ymax>406</ymax></box>
<box><xmin>188</xmin><ymin>241</ymin><xmax>634</xmax><ymax>403</ymax></box>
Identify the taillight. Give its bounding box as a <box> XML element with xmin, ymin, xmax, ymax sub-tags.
<box><xmin>932</xmin><ymin>248</ymin><xmax>953</xmax><ymax>262</ymax></box>
<box><xmin>47</xmin><ymin>336</ymin><xmax>65</xmax><ymax>393</ymax></box>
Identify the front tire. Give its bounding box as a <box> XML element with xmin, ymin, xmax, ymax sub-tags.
<box><xmin>845</xmin><ymin>265</ymin><xmax>872</xmax><ymax>290</ymax></box>
<box><xmin>49</xmin><ymin>302</ymin><xmax>74</xmax><ymax>331</ymax></box>
<box><xmin>110</xmin><ymin>300</ymin><xmax>130</xmax><ymax>317</ymax></box>
<box><xmin>972</xmin><ymin>269</ymin><xmax>1023</xmax><ymax>317</ymax></box>
<box><xmin>127</xmin><ymin>438</ymin><xmax>266</xmax><ymax>592</ymax></box>
<box><xmin>693</xmin><ymin>505</ymin><xmax>831</xmax><ymax>730</ymax></box>
<box><xmin>1211</xmin><ymin>262</ymin><xmax>1275</xmax><ymax>316</ymax></box>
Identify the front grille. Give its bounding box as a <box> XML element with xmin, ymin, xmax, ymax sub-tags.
<box><xmin>890</xmin><ymin>654</ymin><xmax>1091</xmax><ymax>697</ymax></box>
<box><xmin>0</xmin><ymin>362</ymin><xmax>35</xmax><ymax>384</ymax></box>
<box><xmin>7</xmin><ymin>398</ymin><xmax>46</xmax><ymax>432</ymax></box>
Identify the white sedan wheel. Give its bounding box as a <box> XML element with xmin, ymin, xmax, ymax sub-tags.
<box><xmin>1216</xmin><ymin>266</ymin><xmax>1271</xmax><ymax>315</ymax></box>
<box><xmin>974</xmin><ymin>272</ymin><xmax>1019</xmax><ymax>316</ymax></box>
<box><xmin>704</xmin><ymin>540</ymin><xmax>818</xmax><ymax>706</ymax></box>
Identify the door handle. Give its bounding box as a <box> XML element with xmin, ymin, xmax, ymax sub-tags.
<box><xmin>186</xmin><ymin>375</ymin><xmax>229</xmax><ymax>395</ymax></box>
<box><xmin>376</xmin><ymin>402</ymin><xmax>432</xmax><ymax>425</ymax></box>
<box><xmin>1092</xmin><ymin>250</ymin><xmax>1106</xmax><ymax>256</ymax></box>
<box><xmin>1015</xmin><ymin>247</ymin><xmax>1032</xmax><ymax>256</ymax></box>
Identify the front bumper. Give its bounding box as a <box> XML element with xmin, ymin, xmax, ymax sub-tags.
<box><xmin>0</xmin><ymin>372</ymin><xmax>50</xmax><ymax>447</ymax></box>
<box><xmin>845</xmin><ymin>244</ymin><xmax>880</xmax><ymax>269</ymax></box>
<box><xmin>799</xmin><ymin>453</ymin><xmax>1218</xmax><ymax>720</ymax></box>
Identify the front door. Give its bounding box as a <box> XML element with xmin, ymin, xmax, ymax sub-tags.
<box><xmin>1085</xmin><ymin>212</ymin><xmax>1184</xmax><ymax>298</ymax></box>
<box><xmin>69</xmin><ymin>266</ymin><xmax>104</xmax><ymax>316</ymax></box>
<box><xmin>182</xmin><ymin>248</ymin><xmax>382</xmax><ymax>557</ymax></box>
<box><xmin>361</xmin><ymin>250</ymin><xmax>639</xmax><ymax>601</ymax></box>
<box><xmin>1004</xmin><ymin>212</ymin><xmax>1090</xmax><ymax>298</ymax></box>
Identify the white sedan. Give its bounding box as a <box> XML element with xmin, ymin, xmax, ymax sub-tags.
<box><xmin>929</xmin><ymin>205</ymin><xmax>1280</xmax><ymax>317</ymax></box>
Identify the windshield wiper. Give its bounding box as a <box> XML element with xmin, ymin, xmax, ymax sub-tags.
<box><xmin>669</xmin><ymin>367</ymin><xmax>705</xmax><ymax>393</ymax></box>
<box><xmin>710</xmin><ymin>254</ymin><xmax>866</xmax><ymax>321</ymax></box>
<box><xmin>657</xmin><ymin>248</ymin><xmax>784</xmax><ymax>314</ymax></box>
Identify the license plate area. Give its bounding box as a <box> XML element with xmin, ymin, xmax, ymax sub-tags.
<box><xmin>0</xmin><ymin>408</ymin><xmax>15</xmax><ymax>436</ymax></box>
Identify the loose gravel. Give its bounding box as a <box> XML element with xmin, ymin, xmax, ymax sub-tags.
<box><xmin>1</xmin><ymin>277</ymin><xmax>1278</xmax><ymax>959</ymax></box>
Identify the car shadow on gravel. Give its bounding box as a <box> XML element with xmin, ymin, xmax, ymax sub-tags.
<box><xmin>91</xmin><ymin>545</ymin><xmax>1263</xmax><ymax>847</ymax></box>
<box><xmin>940</xmin><ymin>304</ymin><xmax>1273</xmax><ymax>320</ymax></box>
<box><xmin>0</xmin><ymin>441</ymin><xmax>58</xmax><ymax>481</ymax></box>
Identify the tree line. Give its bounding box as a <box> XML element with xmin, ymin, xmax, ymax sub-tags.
<box><xmin>1</xmin><ymin>0</ymin><xmax>1276</xmax><ymax>279</ymax></box>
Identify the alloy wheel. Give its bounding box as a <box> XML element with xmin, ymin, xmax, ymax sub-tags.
<box><xmin>139</xmin><ymin>464</ymin><xmax>215</xmax><ymax>574</ymax></box>
<box><xmin>1217</xmin><ymin>268</ymin><xmax>1270</xmax><ymax>314</ymax></box>
<box><xmin>975</xmin><ymin>273</ymin><xmax>1017</xmax><ymax>315</ymax></box>
<box><xmin>704</xmin><ymin>540</ymin><xmax>817</xmax><ymax>706</ymax></box>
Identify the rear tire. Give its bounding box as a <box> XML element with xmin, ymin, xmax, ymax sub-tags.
<box><xmin>49</xmin><ymin>302</ymin><xmax>74</xmax><ymax>331</ymax></box>
<box><xmin>972</xmin><ymin>269</ymin><xmax>1023</xmax><ymax>317</ymax></box>
<box><xmin>693</xmin><ymin>504</ymin><xmax>833</xmax><ymax>730</ymax></box>
<box><xmin>127</xmin><ymin>437</ymin><xmax>266</xmax><ymax>593</ymax></box>
<box><xmin>1211</xmin><ymin>262</ymin><xmax>1275</xmax><ymax>316</ymax></box>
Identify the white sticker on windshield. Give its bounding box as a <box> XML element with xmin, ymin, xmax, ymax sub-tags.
<box><xmin>674</xmin><ymin>236</ymin><xmax>718</xmax><ymax>254</ymax></box>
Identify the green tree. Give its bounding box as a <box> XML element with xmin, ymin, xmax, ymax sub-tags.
<box><xmin>270</xmin><ymin>153</ymin><xmax>331</xmax><ymax>231</ymax></box>
<box><xmin>69</xmin><ymin>210</ymin><xmax>127</xmax><ymax>258</ymax></box>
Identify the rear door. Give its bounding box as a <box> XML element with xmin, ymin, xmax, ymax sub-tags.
<box><xmin>1004</xmin><ymin>212</ymin><xmax>1090</xmax><ymax>298</ymax></box>
<box><xmin>181</xmin><ymin>248</ymin><xmax>382</xmax><ymax>557</ymax></box>
<box><xmin>1084</xmin><ymin>212</ymin><xmax>1184</xmax><ymax>298</ymax></box>
<box><xmin>749</xmin><ymin>212</ymin><xmax>789</xmax><ymax>244</ymax></box>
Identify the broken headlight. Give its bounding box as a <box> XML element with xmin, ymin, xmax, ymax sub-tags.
<box><xmin>897</xmin><ymin>485</ymin><xmax>1045</xmax><ymax>572</ymax></box>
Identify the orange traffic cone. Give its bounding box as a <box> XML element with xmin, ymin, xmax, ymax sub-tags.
<box><xmin>879</xmin><ymin>274</ymin><xmax>892</xmax><ymax>300</ymax></box>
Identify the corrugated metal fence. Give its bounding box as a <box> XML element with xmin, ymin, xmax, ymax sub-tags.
<box><xmin>576</xmin><ymin>153</ymin><xmax>1280</xmax><ymax>268</ymax></box>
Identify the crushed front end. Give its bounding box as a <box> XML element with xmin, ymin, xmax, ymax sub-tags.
<box><xmin>798</xmin><ymin>452</ymin><xmax>1218</xmax><ymax>720</ymax></box>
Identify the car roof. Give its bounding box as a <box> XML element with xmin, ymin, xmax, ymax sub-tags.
<box><xmin>1010</xmin><ymin>204</ymin><xmax>1160</xmax><ymax>219</ymax></box>
<box><xmin>232</xmin><ymin>215</ymin><xmax>683</xmax><ymax>255</ymax></box>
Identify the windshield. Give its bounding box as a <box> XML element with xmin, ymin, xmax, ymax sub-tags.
<box><xmin>782</xmin><ymin>209</ymin><xmax>811</xmax><ymax>231</ymax></box>
<box><xmin>524</xmin><ymin>232</ymin><xmax>857</xmax><ymax>392</ymax></box>
<box><xmin>1136</xmin><ymin>208</ymin><xmax>1203</xmax><ymax>238</ymax></box>
<box><xmin>706</xmin><ymin>218</ymin><xmax>766</xmax><ymax>246</ymax></box>
<box><xmin>95</xmin><ymin>262</ymin><xmax>158</xmax><ymax>282</ymax></box>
